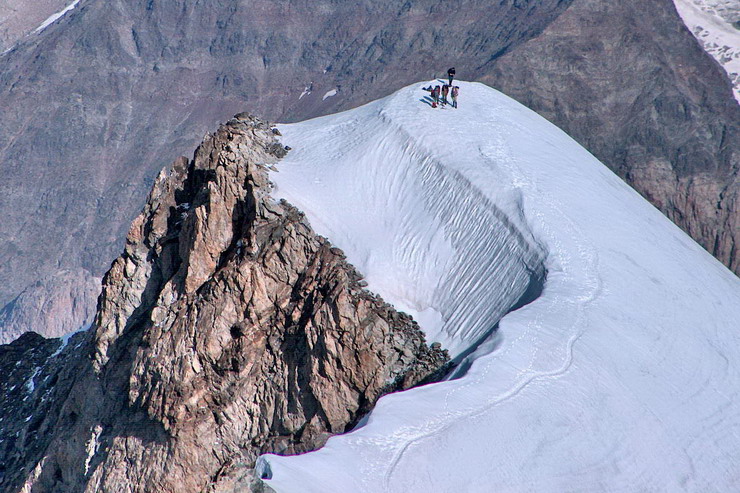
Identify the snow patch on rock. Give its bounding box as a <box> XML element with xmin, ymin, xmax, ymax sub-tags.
<box><xmin>674</xmin><ymin>0</ymin><xmax>740</xmax><ymax>101</ymax></box>
<box><xmin>34</xmin><ymin>0</ymin><xmax>81</xmax><ymax>34</ymax></box>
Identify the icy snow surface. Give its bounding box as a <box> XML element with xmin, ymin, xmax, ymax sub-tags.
<box><xmin>674</xmin><ymin>0</ymin><xmax>740</xmax><ymax>101</ymax></box>
<box><xmin>34</xmin><ymin>0</ymin><xmax>81</xmax><ymax>33</ymax></box>
<box><xmin>263</xmin><ymin>81</ymin><xmax>740</xmax><ymax>492</ymax></box>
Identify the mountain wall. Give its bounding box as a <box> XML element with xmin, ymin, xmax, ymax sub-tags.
<box><xmin>0</xmin><ymin>0</ymin><xmax>70</xmax><ymax>52</ymax></box>
<box><xmin>0</xmin><ymin>0</ymin><xmax>737</xmax><ymax>343</ymax></box>
<box><xmin>0</xmin><ymin>0</ymin><xmax>572</xmax><ymax>342</ymax></box>
<box><xmin>0</xmin><ymin>269</ymin><xmax>99</xmax><ymax>344</ymax></box>
<box><xmin>0</xmin><ymin>115</ymin><xmax>447</xmax><ymax>493</ymax></box>
<box><xmin>484</xmin><ymin>0</ymin><xmax>739</xmax><ymax>275</ymax></box>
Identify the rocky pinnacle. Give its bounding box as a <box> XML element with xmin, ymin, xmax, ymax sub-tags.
<box><xmin>0</xmin><ymin>114</ymin><xmax>448</xmax><ymax>493</ymax></box>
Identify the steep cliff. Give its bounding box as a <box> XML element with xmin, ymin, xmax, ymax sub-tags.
<box><xmin>0</xmin><ymin>115</ymin><xmax>448</xmax><ymax>493</ymax></box>
<box><xmin>0</xmin><ymin>0</ymin><xmax>572</xmax><ymax>342</ymax></box>
<box><xmin>1</xmin><ymin>0</ymin><xmax>737</xmax><ymax>345</ymax></box>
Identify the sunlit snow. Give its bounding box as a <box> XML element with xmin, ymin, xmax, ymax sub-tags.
<box><xmin>261</xmin><ymin>81</ymin><xmax>740</xmax><ymax>492</ymax></box>
<box><xmin>298</xmin><ymin>85</ymin><xmax>312</xmax><ymax>100</ymax></box>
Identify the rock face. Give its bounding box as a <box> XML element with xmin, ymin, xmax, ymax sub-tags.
<box><xmin>0</xmin><ymin>0</ymin><xmax>737</xmax><ymax>344</ymax></box>
<box><xmin>0</xmin><ymin>0</ymin><xmax>71</xmax><ymax>51</ymax></box>
<box><xmin>673</xmin><ymin>0</ymin><xmax>740</xmax><ymax>101</ymax></box>
<box><xmin>0</xmin><ymin>0</ymin><xmax>572</xmax><ymax>341</ymax></box>
<box><xmin>485</xmin><ymin>0</ymin><xmax>739</xmax><ymax>274</ymax></box>
<box><xmin>0</xmin><ymin>115</ymin><xmax>448</xmax><ymax>493</ymax></box>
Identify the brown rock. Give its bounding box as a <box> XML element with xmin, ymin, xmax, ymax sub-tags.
<box><xmin>0</xmin><ymin>114</ymin><xmax>448</xmax><ymax>493</ymax></box>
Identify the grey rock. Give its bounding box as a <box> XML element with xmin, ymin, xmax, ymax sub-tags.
<box><xmin>0</xmin><ymin>0</ymin><xmax>70</xmax><ymax>52</ymax></box>
<box><xmin>485</xmin><ymin>0</ymin><xmax>739</xmax><ymax>274</ymax></box>
<box><xmin>0</xmin><ymin>269</ymin><xmax>100</xmax><ymax>344</ymax></box>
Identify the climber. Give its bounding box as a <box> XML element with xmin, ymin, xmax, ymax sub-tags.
<box><xmin>431</xmin><ymin>85</ymin><xmax>440</xmax><ymax>108</ymax></box>
<box><xmin>447</xmin><ymin>67</ymin><xmax>455</xmax><ymax>86</ymax></box>
<box><xmin>451</xmin><ymin>85</ymin><xmax>459</xmax><ymax>108</ymax></box>
<box><xmin>441</xmin><ymin>84</ymin><xmax>450</xmax><ymax>106</ymax></box>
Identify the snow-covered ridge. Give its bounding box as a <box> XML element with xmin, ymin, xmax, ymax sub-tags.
<box><xmin>261</xmin><ymin>81</ymin><xmax>740</xmax><ymax>491</ymax></box>
<box><xmin>674</xmin><ymin>0</ymin><xmax>740</xmax><ymax>101</ymax></box>
<box><xmin>270</xmin><ymin>92</ymin><xmax>546</xmax><ymax>357</ymax></box>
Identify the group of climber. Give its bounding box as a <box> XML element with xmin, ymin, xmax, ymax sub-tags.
<box><xmin>425</xmin><ymin>68</ymin><xmax>459</xmax><ymax>109</ymax></box>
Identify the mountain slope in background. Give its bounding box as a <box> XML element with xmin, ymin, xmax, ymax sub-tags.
<box><xmin>484</xmin><ymin>0</ymin><xmax>739</xmax><ymax>278</ymax></box>
<box><xmin>0</xmin><ymin>0</ymin><xmax>737</xmax><ymax>346</ymax></box>
<box><xmin>0</xmin><ymin>115</ymin><xmax>448</xmax><ymax>492</ymax></box>
<box><xmin>260</xmin><ymin>81</ymin><xmax>740</xmax><ymax>492</ymax></box>
<box><xmin>0</xmin><ymin>0</ymin><xmax>71</xmax><ymax>52</ymax></box>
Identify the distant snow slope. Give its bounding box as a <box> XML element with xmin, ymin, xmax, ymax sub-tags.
<box><xmin>674</xmin><ymin>0</ymin><xmax>740</xmax><ymax>101</ymax></box>
<box><xmin>261</xmin><ymin>81</ymin><xmax>740</xmax><ymax>491</ymax></box>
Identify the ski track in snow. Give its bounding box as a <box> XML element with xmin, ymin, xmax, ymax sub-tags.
<box><xmin>262</xmin><ymin>81</ymin><xmax>740</xmax><ymax>492</ymax></box>
<box><xmin>382</xmin><ymin>126</ymin><xmax>604</xmax><ymax>487</ymax></box>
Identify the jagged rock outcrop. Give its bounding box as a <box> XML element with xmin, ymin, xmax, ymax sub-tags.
<box><xmin>0</xmin><ymin>115</ymin><xmax>448</xmax><ymax>493</ymax></box>
<box><xmin>0</xmin><ymin>0</ymin><xmax>573</xmax><ymax>342</ymax></box>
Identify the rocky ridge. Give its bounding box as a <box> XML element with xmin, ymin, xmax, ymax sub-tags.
<box><xmin>1</xmin><ymin>0</ymin><xmax>737</xmax><ymax>346</ymax></box>
<box><xmin>0</xmin><ymin>0</ymin><xmax>574</xmax><ymax>342</ymax></box>
<box><xmin>0</xmin><ymin>114</ymin><xmax>448</xmax><ymax>493</ymax></box>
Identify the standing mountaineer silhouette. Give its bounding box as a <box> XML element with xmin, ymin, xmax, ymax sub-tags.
<box><xmin>441</xmin><ymin>84</ymin><xmax>450</xmax><ymax>106</ymax></box>
<box><xmin>447</xmin><ymin>67</ymin><xmax>455</xmax><ymax>85</ymax></box>
<box><xmin>451</xmin><ymin>85</ymin><xmax>459</xmax><ymax>108</ymax></box>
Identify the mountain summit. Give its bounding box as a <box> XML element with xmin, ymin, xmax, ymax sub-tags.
<box><xmin>261</xmin><ymin>81</ymin><xmax>740</xmax><ymax>491</ymax></box>
<box><xmin>2</xmin><ymin>81</ymin><xmax>739</xmax><ymax>492</ymax></box>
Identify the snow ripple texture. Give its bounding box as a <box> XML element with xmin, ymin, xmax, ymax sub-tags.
<box><xmin>270</xmin><ymin>99</ymin><xmax>546</xmax><ymax>356</ymax></box>
<box><xmin>263</xmin><ymin>81</ymin><xmax>740</xmax><ymax>492</ymax></box>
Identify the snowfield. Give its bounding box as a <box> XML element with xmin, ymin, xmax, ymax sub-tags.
<box><xmin>262</xmin><ymin>81</ymin><xmax>740</xmax><ymax>492</ymax></box>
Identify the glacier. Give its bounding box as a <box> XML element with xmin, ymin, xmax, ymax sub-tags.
<box><xmin>261</xmin><ymin>81</ymin><xmax>740</xmax><ymax>491</ymax></box>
